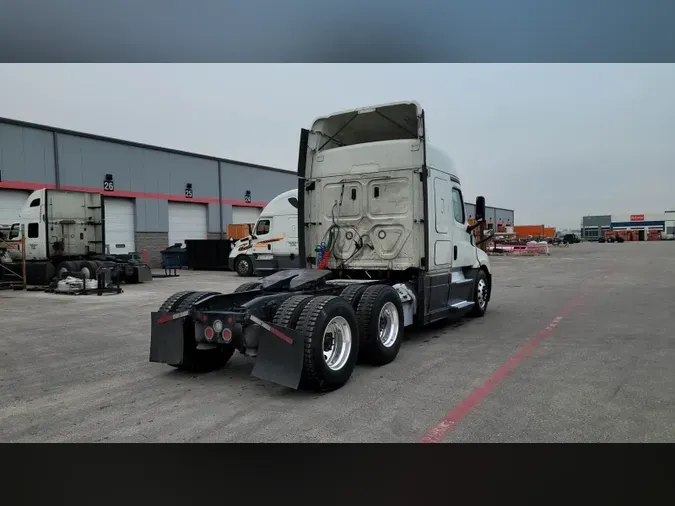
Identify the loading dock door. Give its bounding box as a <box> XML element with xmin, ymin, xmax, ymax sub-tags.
<box><xmin>104</xmin><ymin>197</ymin><xmax>136</xmax><ymax>254</ymax></box>
<box><xmin>232</xmin><ymin>206</ymin><xmax>262</xmax><ymax>225</ymax></box>
<box><xmin>0</xmin><ymin>190</ymin><xmax>30</xmax><ymax>228</ymax></box>
<box><xmin>168</xmin><ymin>202</ymin><xmax>208</xmax><ymax>247</ymax></box>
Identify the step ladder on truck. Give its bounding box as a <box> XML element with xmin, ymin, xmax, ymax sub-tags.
<box><xmin>149</xmin><ymin>101</ymin><xmax>493</xmax><ymax>392</ymax></box>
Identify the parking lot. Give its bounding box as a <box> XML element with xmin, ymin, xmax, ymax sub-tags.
<box><xmin>1</xmin><ymin>241</ymin><xmax>674</xmax><ymax>443</ymax></box>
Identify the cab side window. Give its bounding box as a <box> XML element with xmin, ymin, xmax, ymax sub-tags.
<box><xmin>452</xmin><ymin>188</ymin><xmax>465</xmax><ymax>224</ymax></box>
<box><xmin>255</xmin><ymin>219</ymin><xmax>271</xmax><ymax>236</ymax></box>
<box><xmin>28</xmin><ymin>223</ymin><xmax>39</xmax><ymax>238</ymax></box>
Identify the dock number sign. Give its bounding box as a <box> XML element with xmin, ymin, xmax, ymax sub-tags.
<box><xmin>185</xmin><ymin>188</ymin><xmax>193</xmax><ymax>199</ymax></box>
<box><xmin>103</xmin><ymin>180</ymin><xmax>115</xmax><ymax>192</ymax></box>
<box><xmin>245</xmin><ymin>190</ymin><xmax>252</xmax><ymax>203</ymax></box>
<box><xmin>630</xmin><ymin>214</ymin><xmax>645</xmax><ymax>222</ymax></box>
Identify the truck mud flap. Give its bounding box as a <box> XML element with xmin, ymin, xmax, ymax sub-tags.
<box><xmin>250</xmin><ymin>315</ymin><xmax>305</xmax><ymax>390</ymax></box>
<box><xmin>149</xmin><ymin>311</ymin><xmax>188</xmax><ymax>365</ymax></box>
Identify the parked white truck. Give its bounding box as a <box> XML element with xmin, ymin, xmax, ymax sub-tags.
<box><xmin>228</xmin><ymin>188</ymin><xmax>301</xmax><ymax>277</ymax></box>
<box><xmin>150</xmin><ymin>101</ymin><xmax>492</xmax><ymax>392</ymax></box>
<box><xmin>0</xmin><ymin>188</ymin><xmax>151</xmax><ymax>285</ymax></box>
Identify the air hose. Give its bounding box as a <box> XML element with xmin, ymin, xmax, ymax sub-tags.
<box><xmin>316</xmin><ymin>225</ymin><xmax>338</xmax><ymax>269</ymax></box>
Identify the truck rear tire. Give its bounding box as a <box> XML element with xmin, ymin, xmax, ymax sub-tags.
<box><xmin>80</xmin><ymin>260</ymin><xmax>99</xmax><ymax>279</ymax></box>
<box><xmin>272</xmin><ymin>295</ymin><xmax>314</xmax><ymax>329</ymax></box>
<box><xmin>356</xmin><ymin>284</ymin><xmax>404</xmax><ymax>366</ymax></box>
<box><xmin>234</xmin><ymin>255</ymin><xmax>254</xmax><ymax>277</ymax></box>
<box><xmin>340</xmin><ymin>284</ymin><xmax>369</xmax><ymax>310</ymax></box>
<box><xmin>158</xmin><ymin>291</ymin><xmax>195</xmax><ymax>312</ymax></box>
<box><xmin>234</xmin><ymin>281</ymin><xmax>261</xmax><ymax>293</ymax></box>
<box><xmin>295</xmin><ymin>295</ymin><xmax>359</xmax><ymax>392</ymax></box>
<box><xmin>469</xmin><ymin>270</ymin><xmax>490</xmax><ymax>317</ymax></box>
<box><xmin>55</xmin><ymin>260</ymin><xmax>78</xmax><ymax>279</ymax></box>
<box><xmin>169</xmin><ymin>291</ymin><xmax>234</xmax><ymax>371</ymax></box>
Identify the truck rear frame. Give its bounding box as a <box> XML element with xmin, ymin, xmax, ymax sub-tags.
<box><xmin>150</xmin><ymin>268</ymin><xmax>427</xmax><ymax>390</ymax></box>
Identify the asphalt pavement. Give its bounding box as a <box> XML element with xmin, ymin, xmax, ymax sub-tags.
<box><xmin>1</xmin><ymin>241</ymin><xmax>673</xmax><ymax>442</ymax></box>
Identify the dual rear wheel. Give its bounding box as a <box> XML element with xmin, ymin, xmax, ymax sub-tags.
<box><xmin>155</xmin><ymin>283</ymin><xmax>404</xmax><ymax>391</ymax></box>
<box><xmin>158</xmin><ymin>290</ymin><xmax>235</xmax><ymax>371</ymax></box>
<box><xmin>157</xmin><ymin>274</ymin><xmax>489</xmax><ymax>392</ymax></box>
<box><xmin>272</xmin><ymin>284</ymin><xmax>404</xmax><ymax>392</ymax></box>
<box><xmin>55</xmin><ymin>260</ymin><xmax>101</xmax><ymax>280</ymax></box>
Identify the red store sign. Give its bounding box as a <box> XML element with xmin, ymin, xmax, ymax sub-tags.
<box><xmin>630</xmin><ymin>214</ymin><xmax>645</xmax><ymax>222</ymax></box>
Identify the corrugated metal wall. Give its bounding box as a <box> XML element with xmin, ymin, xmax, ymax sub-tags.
<box><xmin>0</xmin><ymin>119</ymin><xmax>296</xmax><ymax>236</ymax></box>
<box><xmin>0</xmin><ymin>123</ymin><xmax>57</xmax><ymax>186</ymax></box>
<box><xmin>465</xmin><ymin>202</ymin><xmax>515</xmax><ymax>224</ymax></box>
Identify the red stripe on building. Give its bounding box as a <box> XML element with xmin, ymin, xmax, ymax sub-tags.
<box><xmin>0</xmin><ymin>181</ymin><xmax>267</xmax><ymax>208</ymax></box>
<box><xmin>0</xmin><ymin>181</ymin><xmax>57</xmax><ymax>190</ymax></box>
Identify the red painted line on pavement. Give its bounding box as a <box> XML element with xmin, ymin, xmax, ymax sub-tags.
<box><xmin>419</xmin><ymin>294</ymin><xmax>587</xmax><ymax>444</ymax></box>
<box><xmin>0</xmin><ymin>180</ymin><xmax>267</xmax><ymax>208</ymax></box>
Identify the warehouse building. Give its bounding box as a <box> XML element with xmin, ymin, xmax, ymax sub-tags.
<box><xmin>465</xmin><ymin>203</ymin><xmax>515</xmax><ymax>231</ymax></box>
<box><xmin>581</xmin><ymin>212</ymin><xmax>673</xmax><ymax>241</ymax></box>
<box><xmin>0</xmin><ymin>117</ymin><xmax>296</xmax><ymax>267</ymax></box>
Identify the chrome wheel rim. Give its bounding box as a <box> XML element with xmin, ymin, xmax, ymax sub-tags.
<box><xmin>322</xmin><ymin>316</ymin><xmax>352</xmax><ymax>371</ymax></box>
<box><xmin>237</xmin><ymin>259</ymin><xmax>249</xmax><ymax>275</ymax></box>
<box><xmin>477</xmin><ymin>279</ymin><xmax>488</xmax><ymax>309</ymax></box>
<box><xmin>378</xmin><ymin>302</ymin><xmax>399</xmax><ymax>348</ymax></box>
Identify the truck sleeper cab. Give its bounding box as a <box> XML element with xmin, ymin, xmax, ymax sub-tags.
<box><xmin>228</xmin><ymin>189</ymin><xmax>301</xmax><ymax>277</ymax></box>
<box><xmin>3</xmin><ymin>188</ymin><xmax>151</xmax><ymax>285</ymax></box>
<box><xmin>150</xmin><ymin>101</ymin><xmax>492</xmax><ymax>392</ymax></box>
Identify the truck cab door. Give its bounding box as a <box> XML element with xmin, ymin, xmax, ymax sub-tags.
<box><xmin>424</xmin><ymin>171</ymin><xmax>453</xmax><ymax>317</ymax></box>
<box><xmin>448</xmin><ymin>185</ymin><xmax>478</xmax><ymax>305</ymax></box>
<box><xmin>252</xmin><ymin>217</ymin><xmax>273</xmax><ymax>260</ymax></box>
<box><xmin>23</xmin><ymin>196</ymin><xmax>48</xmax><ymax>261</ymax></box>
<box><xmin>450</xmin><ymin>185</ymin><xmax>474</xmax><ymax>268</ymax></box>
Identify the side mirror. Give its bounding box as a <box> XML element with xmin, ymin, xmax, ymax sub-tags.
<box><xmin>475</xmin><ymin>196</ymin><xmax>486</xmax><ymax>221</ymax></box>
<box><xmin>247</xmin><ymin>224</ymin><xmax>253</xmax><ymax>235</ymax></box>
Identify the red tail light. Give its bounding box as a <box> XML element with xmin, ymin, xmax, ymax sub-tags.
<box><xmin>221</xmin><ymin>328</ymin><xmax>232</xmax><ymax>343</ymax></box>
<box><xmin>204</xmin><ymin>326</ymin><xmax>215</xmax><ymax>340</ymax></box>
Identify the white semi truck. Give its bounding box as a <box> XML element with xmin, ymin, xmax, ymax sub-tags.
<box><xmin>150</xmin><ymin>101</ymin><xmax>492</xmax><ymax>392</ymax></box>
<box><xmin>0</xmin><ymin>188</ymin><xmax>151</xmax><ymax>286</ymax></box>
<box><xmin>228</xmin><ymin>188</ymin><xmax>301</xmax><ymax>277</ymax></box>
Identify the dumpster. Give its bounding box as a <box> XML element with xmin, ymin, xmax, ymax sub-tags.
<box><xmin>160</xmin><ymin>244</ymin><xmax>188</xmax><ymax>273</ymax></box>
<box><xmin>185</xmin><ymin>239</ymin><xmax>233</xmax><ymax>270</ymax></box>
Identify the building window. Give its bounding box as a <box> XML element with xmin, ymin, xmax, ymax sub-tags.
<box><xmin>28</xmin><ymin>223</ymin><xmax>39</xmax><ymax>238</ymax></box>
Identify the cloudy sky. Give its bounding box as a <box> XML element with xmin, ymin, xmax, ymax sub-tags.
<box><xmin>1</xmin><ymin>64</ymin><xmax>673</xmax><ymax>228</ymax></box>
